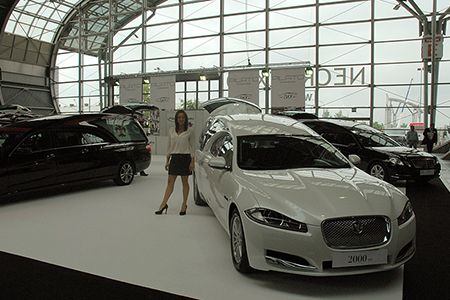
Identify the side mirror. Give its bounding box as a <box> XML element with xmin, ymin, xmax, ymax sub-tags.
<box><xmin>208</xmin><ymin>156</ymin><xmax>230</xmax><ymax>170</ymax></box>
<box><xmin>348</xmin><ymin>154</ymin><xmax>361</xmax><ymax>166</ymax></box>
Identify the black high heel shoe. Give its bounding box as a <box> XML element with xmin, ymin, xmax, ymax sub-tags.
<box><xmin>155</xmin><ymin>204</ymin><xmax>168</xmax><ymax>215</ymax></box>
<box><xmin>179</xmin><ymin>205</ymin><xmax>187</xmax><ymax>216</ymax></box>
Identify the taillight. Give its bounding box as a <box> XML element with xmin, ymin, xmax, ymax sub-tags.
<box><xmin>145</xmin><ymin>144</ymin><xmax>152</xmax><ymax>153</ymax></box>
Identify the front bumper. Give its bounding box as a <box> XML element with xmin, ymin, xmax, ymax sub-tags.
<box><xmin>241</xmin><ymin>213</ymin><xmax>416</xmax><ymax>276</ymax></box>
<box><xmin>386</xmin><ymin>161</ymin><xmax>440</xmax><ymax>181</ymax></box>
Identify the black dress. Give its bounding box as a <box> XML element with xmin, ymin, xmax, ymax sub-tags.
<box><xmin>168</xmin><ymin>154</ymin><xmax>192</xmax><ymax>176</ymax></box>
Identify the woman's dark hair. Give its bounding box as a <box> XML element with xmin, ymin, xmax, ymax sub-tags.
<box><xmin>175</xmin><ymin>110</ymin><xmax>189</xmax><ymax>133</ymax></box>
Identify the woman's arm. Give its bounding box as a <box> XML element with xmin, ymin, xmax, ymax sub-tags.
<box><xmin>189</xmin><ymin>128</ymin><xmax>195</xmax><ymax>171</ymax></box>
<box><xmin>166</xmin><ymin>128</ymin><xmax>173</xmax><ymax>170</ymax></box>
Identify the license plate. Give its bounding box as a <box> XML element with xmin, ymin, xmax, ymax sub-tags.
<box><xmin>332</xmin><ymin>249</ymin><xmax>387</xmax><ymax>268</ymax></box>
<box><xmin>420</xmin><ymin>169</ymin><xmax>434</xmax><ymax>176</ymax></box>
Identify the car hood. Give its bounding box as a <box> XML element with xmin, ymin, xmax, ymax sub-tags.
<box><xmin>238</xmin><ymin>167</ymin><xmax>407</xmax><ymax>225</ymax></box>
<box><xmin>371</xmin><ymin>146</ymin><xmax>434</xmax><ymax>158</ymax></box>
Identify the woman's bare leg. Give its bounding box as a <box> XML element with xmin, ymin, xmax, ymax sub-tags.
<box><xmin>158</xmin><ymin>175</ymin><xmax>177</xmax><ymax>209</ymax></box>
<box><xmin>180</xmin><ymin>176</ymin><xmax>190</xmax><ymax>212</ymax></box>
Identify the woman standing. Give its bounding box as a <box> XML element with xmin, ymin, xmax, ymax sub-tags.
<box><xmin>155</xmin><ymin>110</ymin><xmax>195</xmax><ymax>215</ymax></box>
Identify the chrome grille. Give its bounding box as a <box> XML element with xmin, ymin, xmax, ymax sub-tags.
<box><xmin>321</xmin><ymin>216</ymin><xmax>390</xmax><ymax>249</ymax></box>
<box><xmin>409</xmin><ymin>157</ymin><xmax>435</xmax><ymax>169</ymax></box>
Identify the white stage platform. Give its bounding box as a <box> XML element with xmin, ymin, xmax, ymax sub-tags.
<box><xmin>0</xmin><ymin>155</ymin><xmax>404</xmax><ymax>299</ymax></box>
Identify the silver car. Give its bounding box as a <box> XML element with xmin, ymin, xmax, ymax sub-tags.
<box><xmin>194</xmin><ymin>99</ymin><xmax>416</xmax><ymax>276</ymax></box>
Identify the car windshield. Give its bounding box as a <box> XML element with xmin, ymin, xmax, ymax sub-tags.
<box><xmin>238</xmin><ymin>135</ymin><xmax>351</xmax><ymax>170</ymax></box>
<box><xmin>352</xmin><ymin>126</ymin><xmax>400</xmax><ymax>147</ymax></box>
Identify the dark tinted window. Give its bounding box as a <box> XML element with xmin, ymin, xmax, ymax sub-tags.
<box><xmin>82</xmin><ymin>133</ymin><xmax>106</xmax><ymax>144</ymax></box>
<box><xmin>16</xmin><ymin>132</ymin><xmax>52</xmax><ymax>153</ymax></box>
<box><xmin>238</xmin><ymin>135</ymin><xmax>350</xmax><ymax>170</ymax></box>
<box><xmin>352</xmin><ymin>129</ymin><xmax>400</xmax><ymax>147</ymax></box>
<box><xmin>54</xmin><ymin>131</ymin><xmax>107</xmax><ymax>147</ymax></box>
<box><xmin>54</xmin><ymin>131</ymin><xmax>82</xmax><ymax>147</ymax></box>
<box><xmin>0</xmin><ymin>128</ymin><xmax>31</xmax><ymax>156</ymax></box>
<box><xmin>320</xmin><ymin>132</ymin><xmax>356</xmax><ymax>146</ymax></box>
<box><xmin>92</xmin><ymin>116</ymin><xmax>147</xmax><ymax>142</ymax></box>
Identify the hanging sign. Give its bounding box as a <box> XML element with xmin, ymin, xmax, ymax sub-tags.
<box><xmin>119</xmin><ymin>77</ymin><xmax>143</xmax><ymax>104</ymax></box>
<box><xmin>151</xmin><ymin>75</ymin><xmax>176</xmax><ymax>111</ymax></box>
<box><xmin>271</xmin><ymin>67</ymin><xmax>305</xmax><ymax>109</ymax></box>
<box><xmin>227</xmin><ymin>70</ymin><xmax>260</xmax><ymax>105</ymax></box>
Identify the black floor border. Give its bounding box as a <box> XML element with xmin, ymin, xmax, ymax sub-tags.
<box><xmin>403</xmin><ymin>178</ymin><xmax>450</xmax><ymax>300</ymax></box>
<box><xmin>0</xmin><ymin>251</ymin><xmax>194</xmax><ymax>300</ymax></box>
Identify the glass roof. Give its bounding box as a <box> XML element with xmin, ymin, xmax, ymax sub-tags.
<box><xmin>5</xmin><ymin>0</ymin><xmax>166</xmax><ymax>46</ymax></box>
<box><xmin>5</xmin><ymin>0</ymin><xmax>79</xmax><ymax>43</ymax></box>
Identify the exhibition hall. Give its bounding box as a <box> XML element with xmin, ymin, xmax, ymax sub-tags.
<box><xmin>0</xmin><ymin>1</ymin><xmax>449</xmax><ymax>299</ymax></box>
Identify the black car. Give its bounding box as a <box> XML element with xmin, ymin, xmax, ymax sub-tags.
<box><xmin>0</xmin><ymin>113</ymin><xmax>151</xmax><ymax>197</ymax></box>
<box><xmin>301</xmin><ymin>119</ymin><xmax>441</xmax><ymax>183</ymax></box>
<box><xmin>273</xmin><ymin>110</ymin><xmax>318</xmax><ymax>120</ymax></box>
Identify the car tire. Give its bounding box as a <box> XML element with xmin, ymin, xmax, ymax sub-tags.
<box><xmin>193</xmin><ymin>173</ymin><xmax>207</xmax><ymax>206</ymax></box>
<box><xmin>368</xmin><ymin>161</ymin><xmax>389</xmax><ymax>182</ymax></box>
<box><xmin>230</xmin><ymin>209</ymin><xmax>253</xmax><ymax>273</ymax></box>
<box><xmin>114</xmin><ymin>161</ymin><xmax>135</xmax><ymax>186</ymax></box>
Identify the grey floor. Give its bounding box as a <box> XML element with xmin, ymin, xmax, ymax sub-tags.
<box><xmin>0</xmin><ymin>156</ymin><xmax>408</xmax><ymax>299</ymax></box>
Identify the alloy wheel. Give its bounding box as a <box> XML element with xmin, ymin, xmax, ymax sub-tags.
<box><xmin>370</xmin><ymin>164</ymin><xmax>385</xmax><ymax>180</ymax></box>
<box><xmin>231</xmin><ymin>215</ymin><xmax>243</xmax><ymax>264</ymax></box>
<box><xmin>120</xmin><ymin>162</ymin><xmax>134</xmax><ymax>184</ymax></box>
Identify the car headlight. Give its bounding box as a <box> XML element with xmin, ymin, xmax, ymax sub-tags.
<box><xmin>398</xmin><ymin>201</ymin><xmax>414</xmax><ymax>226</ymax></box>
<box><xmin>245</xmin><ymin>208</ymin><xmax>308</xmax><ymax>233</ymax></box>
<box><xmin>388</xmin><ymin>157</ymin><xmax>404</xmax><ymax>166</ymax></box>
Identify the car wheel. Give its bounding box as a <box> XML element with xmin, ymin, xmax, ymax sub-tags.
<box><xmin>368</xmin><ymin>162</ymin><xmax>389</xmax><ymax>181</ymax></box>
<box><xmin>230</xmin><ymin>209</ymin><xmax>253</xmax><ymax>273</ymax></box>
<box><xmin>114</xmin><ymin>161</ymin><xmax>135</xmax><ymax>186</ymax></box>
<box><xmin>193</xmin><ymin>173</ymin><xmax>207</xmax><ymax>206</ymax></box>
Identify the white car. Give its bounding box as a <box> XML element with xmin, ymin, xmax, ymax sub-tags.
<box><xmin>194</xmin><ymin>99</ymin><xmax>416</xmax><ymax>276</ymax></box>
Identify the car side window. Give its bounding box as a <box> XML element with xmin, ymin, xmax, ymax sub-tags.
<box><xmin>16</xmin><ymin>132</ymin><xmax>52</xmax><ymax>153</ymax></box>
<box><xmin>54</xmin><ymin>131</ymin><xmax>82</xmax><ymax>148</ymax></box>
<box><xmin>321</xmin><ymin>132</ymin><xmax>356</xmax><ymax>146</ymax></box>
<box><xmin>81</xmin><ymin>133</ymin><xmax>106</xmax><ymax>145</ymax></box>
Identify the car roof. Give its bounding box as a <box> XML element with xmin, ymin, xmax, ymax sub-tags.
<box><xmin>303</xmin><ymin>118</ymin><xmax>358</xmax><ymax>128</ymax></box>
<box><xmin>274</xmin><ymin>111</ymin><xmax>318</xmax><ymax>120</ymax></box>
<box><xmin>303</xmin><ymin>119</ymin><xmax>386</xmax><ymax>134</ymax></box>
<box><xmin>216</xmin><ymin>114</ymin><xmax>319</xmax><ymax>137</ymax></box>
<box><xmin>1</xmin><ymin>113</ymin><xmax>129</xmax><ymax>130</ymax></box>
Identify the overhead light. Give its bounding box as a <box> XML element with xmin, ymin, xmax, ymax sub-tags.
<box><xmin>199</xmin><ymin>74</ymin><xmax>207</xmax><ymax>81</ymax></box>
<box><xmin>262</xmin><ymin>68</ymin><xmax>270</xmax><ymax>77</ymax></box>
<box><xmin>305</xmin><ymin>66</ymin><xmax>313</xmax><ymax>78</ymax></box>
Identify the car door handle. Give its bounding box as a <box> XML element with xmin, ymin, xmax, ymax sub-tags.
<box><xmin>224</xmin><ymin>195</ymin><xmax>230</xmax><ymax>202</ymax></box>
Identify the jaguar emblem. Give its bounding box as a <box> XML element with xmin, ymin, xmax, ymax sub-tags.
<box><xmin>352</xmin><ymin>220</ymin><xmax>364</xmax><ymax>235</ymax></box>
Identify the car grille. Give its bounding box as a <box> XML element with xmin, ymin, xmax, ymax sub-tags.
<box><xmin>322</xmin><ymin>216</ymin><xmax>391</xmax><ymax>249</ymax></box>
<box><xmin>409</xmin><ymin>157</ymin><xmax>435</xmax><ymax>169</ymax></box>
